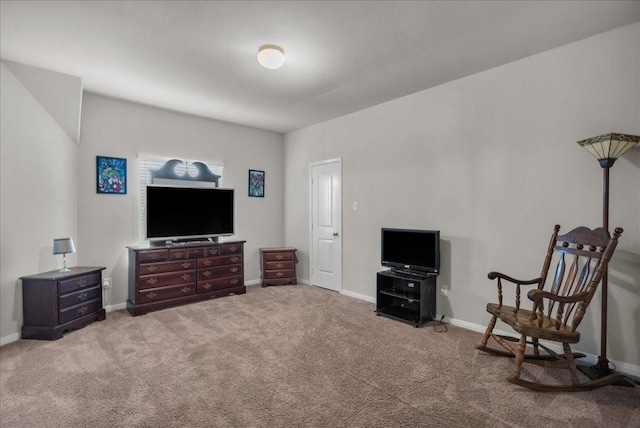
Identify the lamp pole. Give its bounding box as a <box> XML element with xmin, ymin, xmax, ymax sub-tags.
<box><xmin>596</xmin><ymin>161</ymin><xmax>612</xmax><ymax>374</ymax></box>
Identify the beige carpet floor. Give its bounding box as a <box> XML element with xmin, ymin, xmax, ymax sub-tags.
<box><xmin>1</xmin><ymin>284</ymin><xmax>638</xmax><ymax>427</ymax></box>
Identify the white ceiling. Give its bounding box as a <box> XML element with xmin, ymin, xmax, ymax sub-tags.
<box><xmin>2</xmin><ymin>1</ymin><xmax>639</xmax><ymax>134</ymax></box>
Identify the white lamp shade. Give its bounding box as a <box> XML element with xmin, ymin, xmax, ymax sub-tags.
<box><xmin>53</xmin><ymin>237</ymin><xmax>75</xmax><ymax>255</ymax></box>
<box><xmin>257</xmin><ymin>45</ymin><xmax>285</xmax><ymax>69</ymax></box>
<box><xmin>577</xmin><ymin>133</ymin><xmax>639</xmax><ymax>161</ymax></box>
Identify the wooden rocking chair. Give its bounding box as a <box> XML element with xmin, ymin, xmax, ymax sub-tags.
<box><xmin>475</xmin><ymin>224</ymin><xmax>625</xmax><ymax>391</ymax></box>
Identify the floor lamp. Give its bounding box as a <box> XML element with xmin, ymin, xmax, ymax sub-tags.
<box><xmin>576</xmin><ymin>132</ymin><xmax>639</xmax><ymax>383</ymax></box>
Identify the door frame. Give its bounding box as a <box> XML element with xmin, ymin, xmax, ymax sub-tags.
<box><xmin>309</xmin><ymin>157</ymin><xmax>343</xmax><ymax>292</ymax></box>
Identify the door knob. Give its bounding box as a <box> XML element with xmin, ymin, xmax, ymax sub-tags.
<box><xmin>333</xmin><ymin>232</ymin><xmax>339</xmax><ymax>237</ymax></box>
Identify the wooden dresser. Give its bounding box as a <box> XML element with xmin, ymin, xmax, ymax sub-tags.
<box><xmin>21</xmin><ymin>266</ymin><xmax>106</xmax><ymax>340</ymax></box>
<box><xmin>127</xmin><ymin>241</ymin><xmax>246</xmax><ymax>316</ymax></box>
<box><xmin>260</xmin><ymin>247</ymin><xmax>297</xmax><ymax>287</ymax></box>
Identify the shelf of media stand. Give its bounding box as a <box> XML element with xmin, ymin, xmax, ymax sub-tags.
<box><xmin>375</xmin><ymin>270</ymin><xmax>436</xmax><ymax>327</ymax></box>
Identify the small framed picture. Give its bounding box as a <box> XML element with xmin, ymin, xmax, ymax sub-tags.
<box><xmin>248</xmin><ymin>169</ymin><xmax>265</xmax><ymax>197</ymax></box>
<box><xmin>97</xmin><ymin>156</ymin><xmax>127</xmax><ymax>194</ymax></box>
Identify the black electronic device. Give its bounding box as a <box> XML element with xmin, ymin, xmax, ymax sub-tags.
<box><xmin>381</xmin><ymin>228</ymin><xmax>440</xmax><ymax>275</ymax></box>
<box><xmin>146</xmin><ymin>185</ymin><xmax>234</xmax><ymax>242</ymax></box>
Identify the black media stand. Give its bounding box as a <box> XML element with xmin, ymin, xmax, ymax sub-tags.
<box><xmin>375</xmin><ymin>270</ymin><xmax>436</xmax><ymax>327</ymax></box>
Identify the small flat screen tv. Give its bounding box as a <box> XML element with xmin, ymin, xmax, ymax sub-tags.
<box><xmin>381</xmin><ymin>228</ymin><xmax>440</xmax><ymax>275</ymax></box>
<box><xmin>146</xmin><ymin>185</ymin><xmax>234</xmax><ymax>241</ymax></box>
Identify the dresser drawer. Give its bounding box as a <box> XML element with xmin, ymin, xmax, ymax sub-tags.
<box><xmin>59</xmin><ymin>272</ymin><xmax>101</xmax><ymax>294</ymax></box>
<box><xmin>138</xmin><ymin>249</ymin><xmax>169</xmax><ymax>263</ymax></box>
<box><xmin>265</xmin><ymin>260</ymin><xmax>294</xmax><ymax>270</ymax></box>
<box><xmin>197</xmin><ymin>254</ymin><xmax>242</xmax><ymax>268</ymax></box>
<box><xmin>137</xmin><ymin>283</ymin><xmax>196</xmax><ymax>304</ymax></box>
<box><xmin>198</xmin><ymin>264</ymin><xmax>242</xmax><ymax>280</ymax></box>
<box><xmin>203</xmin><ymin>245</ymin><xmax>221</xmax><ymax>257</ymax></box>
<box><xmin>59</xmin><ymin>284</ymin><xmax>102</xmax><ymax>309</ymax></box>
<box><xmin>221</xmin><ymin>243</ymin><xmax>242</xmax><ymax>255</ymax></box>
<box><xmin>138</xmin><ymin>270</ymin><xmax>196</xmax><ymax>290</ymax></box>
<box><xmin>139</xmin><ymin>260</ymin><xmax>195</xmax><ymax>275</ymax></box>
<box><xmin>198</xmin><ymin>275</ymin><xmax>243</xmax><ymax>292</ymax></box>
<box><xmin>59</xmin><ymin>298</ymin><xmax>102</xmax><ymax>324</ymax></box>
<box><xmin>263</xmin><ymin>269</ymin><xmax>295</xmax><ymax>280</ymax></box>
<box><xmin>263</xmin><ymin>252</ymin><xmax>294</xmax><ymax>262</ymax></box>
<box><xmin>169</xmin><ymin>248</ymin><xmax>205</xmax><ymax>260</ymax></box>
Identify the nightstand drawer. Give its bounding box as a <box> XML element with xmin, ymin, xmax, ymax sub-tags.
<box><xmin>59</xmin><ymin>299</ymin><xmax>102</xmax><ymax>324</ymax></box>
<box><xmin>263</xmin><ymin>269</ymin><xmax>294</xmax><ymax>279</ymax></box>
<box><xmin>59</xmin><ymin>272</ymin><xmax>101</xmax><ymax>294</ymax></box>
<box><xmin>263</xmin><ymin>252</ymin><xmax>295</xmax><ymax>262</ymax></box>
<box><xmin>265</xmin><ymin>260</ymin><xmax>293</xmax><ymax>270</ymax></box>
<box><xmin>59</xmin><ymin>284</ymin><xmax>102</xmax><ymax>309</ymax></box>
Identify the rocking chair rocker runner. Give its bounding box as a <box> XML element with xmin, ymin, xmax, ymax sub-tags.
<box><xmin>475</xmin><ymin>224</ymin><xmax>625</xmax><ymax>392</ymax></box>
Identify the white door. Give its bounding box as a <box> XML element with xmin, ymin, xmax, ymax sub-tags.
<box><xmin>310</xmin><ymin>159</ymin><xmax>342</xmax><ymax>292</ymax></box>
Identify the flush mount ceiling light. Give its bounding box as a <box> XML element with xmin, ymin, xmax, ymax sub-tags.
<box><xmin>257</xmin><ymin>44</ymin><xmax>285</xmax><ymax>69</ymax></box>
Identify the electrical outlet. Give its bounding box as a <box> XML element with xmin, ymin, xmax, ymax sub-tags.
<box><xmin>441</xmin><ymin>285</ymin><xmax>448</xmax><ymax>296</ymax></box>
<box><xmin>102</xmin><ymin>278</ymin><xmax>112</xmax><ymax>289</ymax></box>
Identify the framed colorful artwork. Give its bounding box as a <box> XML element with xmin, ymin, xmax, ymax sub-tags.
<box><xmin>248</xmin><ymin>169</ymin><xmax>265</xmax><ymax>197</ymax></box>
<box><xmin>97</xmin><ymin>156</ymin><xmax>127</xmax><ymax>194</ymax></box>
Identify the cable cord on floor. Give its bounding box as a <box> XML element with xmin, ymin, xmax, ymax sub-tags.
<box><xmin>430</xmin><ymin>314</ymin><xmax>447</xmax><ymax>333</ymax></box>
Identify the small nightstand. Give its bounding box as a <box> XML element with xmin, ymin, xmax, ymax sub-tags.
<box><xmin>260</xmin><ymin>247</ymin><xmax>297</xmax><ymax>287</ymax></box>
<box><xmin>20</xmin><ymin>266</ymin><xmax>106</xmax><ymax>340</ymax></box>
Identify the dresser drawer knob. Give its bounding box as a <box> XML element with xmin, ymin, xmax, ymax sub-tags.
<box><xmin>182</xmin><ymin>262</ymin><xmax>191</xmax><ymax>269</ymax></box>
<box><xmin>77</xmin><ymin>305</ymin><xmax>88</xmax><ymax>315</ymax></box>
<box><xmin>175</xmin><ymin>251</ymin><xmax>184</xmax><ymax>258</ymax></box>
<box><xmin>148</xmin><ymin>265</ymin><xmax>158</xmax><ymax>272</ymax></box>
<box><xmin>230</xmin><ymin>267</ymin><xmax>239</xmax><ymax>273</ymax></box>
<box><xmin>181</xmin><ymin>274</ymin><xmax>191</xmax><ymax>281</ymax></box>
<box><xmin>276</xmin><ymin>263</ymin><xmax>284</xmax><ymax>268</ymax></box>
<box><xmin>276</xmin><ymin>255</ymin><xmax>283</xmax><ymax>260</ymax></box>
<box><xmin>146</xmin><ymin>292</ymin><xmax>157</xmax><ymax>300</ymax></box>
<box><xmin>77</xmin><ymin>292</ymin><xmax>88</xmax><ymax>301</ymax></box>
<box><xmin>209</xmin><ymin>248</ymin><xmax>218</xmax><ymax>255</ymax></box>
<box><xmin>203</xmin><ymin>283</ymin><xmax>212</xmax><ymax>290</ymax></box>
<box><xmin>146</xmin><ymin>278</ymin><xmax>158</xmax><ymax>286</ymax></box>
<box><xmin>231</xmin><ymin>279</ymin><xmax>238</xmax><ymax>285</ymax></box>
<box><xmin>203</xmin><ymin>270</ymin><xmax>212</xmax><ymax>277</ymax></box>
<box><xmin>181</xmin><ymin>286</ymin><xmax>191</xmax><ymax>293</ymax></box>
<box><xmin>203</xmin><ymin>260</ymin><xmax>212</xmax><ymax>266</ymax></box>
<box><xmin>231</xmin><ymin>257</ymin><xmax>239</xmax><ymax>263</ymax></box>
<box><xmin>77</xmin><ymin>279</ymin><xmax>87</xmax><ymax>288</ymax></box>
<box><xmin>276</xmin><ymin>271</ymin><xmax>284</xmax><ymax>277</ymax></box>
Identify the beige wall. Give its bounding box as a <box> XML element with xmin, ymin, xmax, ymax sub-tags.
<box><xmin>78</xmin><ymin>93</ymin><xmax>285</xmax><ymax>307</ymax></box>
<box><xmin>0</xmin><ymin>62</ymin><xmax>80</xmax><ymax>340</ymax></box>
<box><xmin>284</xmin><ymin>24</ymin><xmax>640</xmax><ymax>370</ymax></box>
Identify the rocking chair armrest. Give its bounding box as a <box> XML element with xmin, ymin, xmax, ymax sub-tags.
<box><xmin>487</xmin><ymin>272</ymin><xmax>542</xmax><ymax>286</ymax></box>
<box><xmin>527</xmin><ymin>289</ymin><xmax>590</xmax><ymax>304</ymax></box>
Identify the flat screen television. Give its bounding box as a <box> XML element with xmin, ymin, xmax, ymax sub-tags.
<box><xmin>146</xmin><ymin>185</ymin><xmax>234</xmax><ymax>242</ymax></box>
<box><xmin>381</xmin><ymin>228</ymin><xmax>440</xmax><ymax>275</ymax></box>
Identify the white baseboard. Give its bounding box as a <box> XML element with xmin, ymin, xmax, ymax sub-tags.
<box><xmin>341</xmin><ymin>289</ymin><xmax>376</xmax><ymax>303</ymax></box>
<box><xmin>0</xmin><ymin>332</ymin><xmax>21</xmax><ymax>346</ymax></box>
<box><xmin>105</xmin><ymin>302</ymin><xmax>127</xmax><ymax>312</ymax></box>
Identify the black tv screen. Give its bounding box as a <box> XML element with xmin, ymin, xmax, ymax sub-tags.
<box><xmin>381</xmin><ymin>228</ymin><xmax>440</xmax><ymax>274</ymax></box>
<box><xmin>146</xmin><ymin>186</ymin><xmax>234</xmax><ymax>241</ymax></box>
